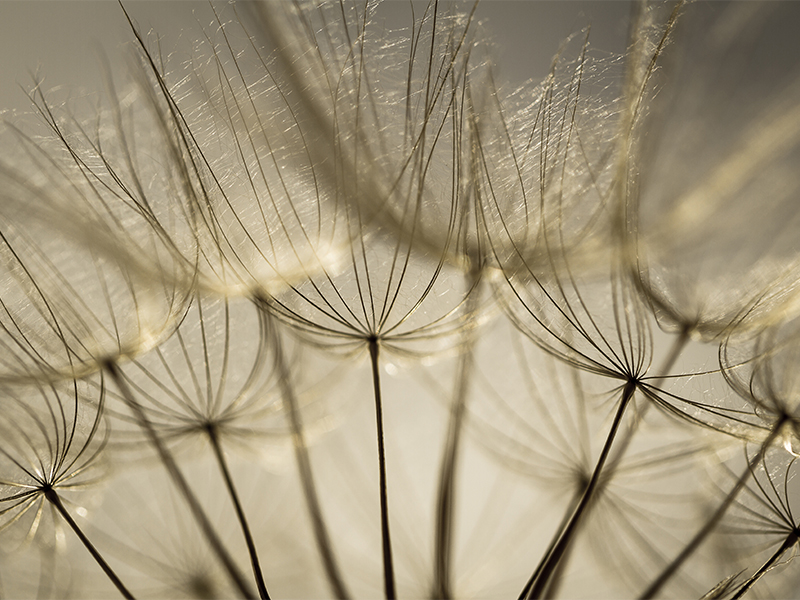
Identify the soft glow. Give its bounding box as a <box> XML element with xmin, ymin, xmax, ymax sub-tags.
<box><xmin>0</xmin><ymin>2</ymin><xmax>799</xmax><ymax>599</ymax></box>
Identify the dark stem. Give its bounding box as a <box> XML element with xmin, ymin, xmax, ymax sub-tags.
<box><xmin>432</xmin><ymin>346</ymin><xmax>474</xmax><ymax>600</ymax></box>
<box><xmin>522</xmin><ymin>329</ymin><xmax>692</xmax><ymax>599</ymax></box>
<box><xmin>518</xmin><ymin>491</ymin><xmax>582</xmax><ymax>600</ymax></box>
<box><xmin>535</xmin><ymin>501</ymin><xmax>585</xmax><ymax>600</ymax></box>
<box><xmin>207</xmin><ymin>426</ymin><xmax>270</xmax><ymax>600</ymax></box>
<box><xmin>432</xmin><ymin>275</ymin><xmax>482</xmax><ymax>600</ymax></box>
<box><xmin>104</xmin><ymin>361</ymin><xmax>256</xmax><ymax>599</ymax></box>
<box><xmin>272</xmin><ymin>330</ymin><xmax>351</xmax><ymax>599</ymax></box>
<box><xmin>732</xmin><ymin>530</ymin><xmax>798</xmax><ymax>600</ymax></box>
<box><xmin>524</xmin><ymin>380</ymin><xmax>637</xmax><ymax>600</ymax></box>
<box><xmin>369</xmin><ymin>337</ymin><xmax>396</xmax><ymax>600</ymax></box>
<box><xmin>44</xmin><ymin>486</ymin><xmax>135</xmax><ymax>600</ymax></box>
<box><xmin>607</xmin><ymin>328</ymin><xmax>691</xmax><ymax>476</ymax></box>
<box><xmin>639</xmin><ymin>421</ymin><xmax>786</xmax><ymax>600</ymax></box>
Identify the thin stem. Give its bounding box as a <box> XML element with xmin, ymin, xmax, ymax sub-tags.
<box><xmin>522</xmin><ymin>330</ymin><xmax>692</xmax><ymax>599</ymax></box>
<box><xmin>432</xmin><ymin>278</ymin><xmax>481</xmax><ymax>600</ymax></box>
<box><xmin>207</xmin><ymin>426</ymin><xmax>270</xmax><ymax>600</ymax></box>
<box><xmin>272</xmin><ymin>328</ymin><xmax>351</xmax><ymax>599</ymax></box>
<box><xmin>608</xmin><ymin>327</ymin><xmax>691</xmax><ymax>473</ymax></box>
<box><xmin>639</xmin><ymin>421</ymin><xmax>787</xmax><ymax>600</ymax></box>
<box><xmin>520</xmin><ymin>327</ymin><xmax>691</xmax><ymax>600</ymax></box>
<box><xmin>518</xmin><ymin>491</ymin><xmax>582</xmax><ymax>600</ymax></box>
<box><xmin>104</xmin><ymin>361</ymin><xmax>256</xmax><ymax>600</ymax></box>
<box><xmin>44</xmin><ymin>487</ymin><xmax>135</xmax><ymax>600</ymax></box>
<box><xmin>432</xmin><ymin>345</ymin><xmax>474</xmax><ymax>600</ymax></box>
<box><xmin>732</xmin><ymin>530</ymin><xmax>798</xmax><ymax>600</ymax></box>
<box><xmin>524</xmin><ymin>379</ymin><xmax>637</xmax><ymax>600</ymax></box>
<box><xmin>369</xmin><ymin>337</ymin><xmax>396</xmax><ymax>600</ymax></box>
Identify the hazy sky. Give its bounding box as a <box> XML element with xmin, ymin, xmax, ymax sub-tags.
<box><xmin>0</xmin><ymin>1</ymin><xmax>632</xmax><ymax>117</ymax></box>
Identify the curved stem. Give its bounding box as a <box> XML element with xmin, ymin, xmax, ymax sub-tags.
<box><xmin>45</xmin><ymin>487</ymin><xmax>135</xmax><ymax>600</ymax></box>
<box><xmin>732</xmin><ymin>530</ymin><xmax>798</xmax><ymax>600</ymax></box>
<box><xmin>207</xmin><ymin>427</ymin><xmax>270</xmax><ymax>600</ymax></box>
<box><xmin>524</xmin><ymin>380</ymin><xmax>637</xmax><ymax>600</ymax></box>
<box><xmin>272</xmin><ymin>329</ymin><xmax>351</xmax><ymax>599</ymax></box>
<box><xmin>639</xmin><ymin>421</ymin><xmax>786</xmax><ymax>599</ymax></box>
<box><xmin>104</xmin><ymin>361</ymin><xmax>256</xmax><ymax>599</ymax></box>
<box><xmin>369</xmin><ymin>337</ymin><xmax>396</xmax><ymax>600</ymax></box>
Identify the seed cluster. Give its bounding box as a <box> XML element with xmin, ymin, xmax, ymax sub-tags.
<box><xmin>1</xmin><ymin>1</ymin><xmax>800</xmax><ymax>599</ymax></box>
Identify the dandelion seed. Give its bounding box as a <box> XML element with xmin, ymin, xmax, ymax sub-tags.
<box><xmin>716</xmin><ymin>452</ymin><xmax>800</xmax><ymax>599</ymax></box>
<box><xmin>0</xmin><ymin>376</ymin><xmax>133</xmax><ymax>598</ymax></box>
<box><xmin>242</xmin><ymin>5</ymin><xmax>489</xmax><ymax>597</ymax></box>
<box><xmin>472</xmin><ymin>4</ymin><xmax>777</xmax><ymax>594</ymax></box>
<box><xmin>2</xmin><ymin>1</ymin><xmax>800</xmax><ymax>598</ymax></box>
<box><xmin>639</xmin><ymin>309</ymin><xmax>800</xmax><ymax>598</ymax></box>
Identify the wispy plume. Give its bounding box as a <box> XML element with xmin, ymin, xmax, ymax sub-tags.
<box><xmin>1</xmin><ymin>1</ymin><xmax>800</xmax><ymax>599</ymax></box>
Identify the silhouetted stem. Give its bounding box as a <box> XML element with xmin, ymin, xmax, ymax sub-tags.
<box><xmin>432</xmin><ymin>278</ymin><xmax>482</xmax><ymax>600</ymax></box>
<box><xmin>539</xmin><ymin>330</ymin><xmax>694</xmax><ymax>597</ymax></box>
<box><xmin>640</xmin><ymin>421</ymin><xmax>787</xmax><ymax>599</ymax></box>
<box><xmin>607</xmin><ymin>327</ymin><xmax>692</xmax><ymax>475</ymax></box>
<box><xmin>369</xmin><ymin>337</ymin><xmax>396</xmax><ymax>600</ymax></box>
<box><xmin>432</xmin><ymin>344</ymin><xmax>474</xmax><ymax>600</ymax></box>
<box><xmin>207</xmin><ymin>427</ymin><xmax>270</xmax><ymax>600</ymax></box>
<box><xmin>272</xmin><ymin>329</ymin><xmax>351</xmax><ymax>599</ymax></box>
<box><xmin>519</xmin><ymin>331</ymin><xmax>691</xmax><ymax>599</ymax></box>
<box><xmin>45</xmin><ymin>487</ymin><xmax>135</xmax><ymax>600</ymax></box>
<box><xmin>518</xmin><ymin>491</ymin><xmax>582</xmax><ymax>600</ymax></box>
<box><xmin>104</xmin><ymin>361</ymin><xmax>256</xmax><ymax>599</ymax></box>
<box><xmin>732</xmin><ymin>531</ymin><xmax>798</xmax><ymax>599</ymax></box>
<box><xmin>524</xmin><ymin>380</ymin><xmax>637</xmax><ymax>599</ymax></box>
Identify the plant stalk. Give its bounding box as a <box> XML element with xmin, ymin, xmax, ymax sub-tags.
<box><xmin>518</xmin><ymin>491</ymin><xmax>582</xmax><ymax>600</ymax></box>
<box><xmin>732</xmin><ymin>530</ymin><xmax>798</xmax><ymax>599</ymax></box>
<box><xmin>45</xmin><ymin>486</ymin><xmax>135</xmax><ymax>600</ymax></box>
<box><xmin>432</xmin><ymin>277</ymin><xmax>482</xmax><ymax>600</ymax></box>
<box><xmin>524</xmin><ymin>379</ymin><xmax>637</xmax><ymax>599</ymax></box>
<box><xmin>272</xmin><ymin>327</ymin><xmax>351</xmax><ymax>599</ymax></box>
<box><xmin>519</xmin><ymin>330</ymin><xmax>691</xmax><ymax>599</ymax></box>
<box><xmin>639</xmin><ymin>420</ymin><xmax>787</xmax><ymax>599</ymax></box>
<box><xmin>432</xmin><ymin>344</ymin><xmax>474</xmax><ymax>600</ymax></box>
<box><xmin>369</xmin><ymin>337</ymin><xmax>396</xmax><ymax>600</ymax></box>
<box><xmin>104</xmin><ymin>361</ymin><xmax>256</xmax><ymax>599</ymax></box>
<box><xmin>207</xmin><ymin>426</ymin><xmax>270</xmax><ymax>600</ymax></box>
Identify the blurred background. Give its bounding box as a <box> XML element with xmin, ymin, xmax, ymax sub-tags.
<box><xmin>0</xmin><ymin>1</ymin><xmax>632</xmax><ymax>118</ymax></box>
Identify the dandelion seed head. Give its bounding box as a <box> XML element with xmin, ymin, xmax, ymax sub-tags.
<box><xmin>0</xmin><ymin>377</ymin><xmax>109</xmax><ymax>553</ymax></box>
<box><xmin>2</xmin><ymin>1</ymin><xmax>800</xmax><ymax>598</ymax></box>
